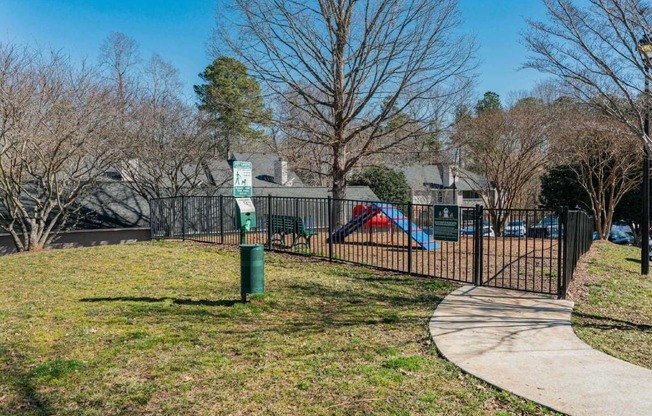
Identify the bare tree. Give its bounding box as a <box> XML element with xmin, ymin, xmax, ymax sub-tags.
<box><xmin>121</xmin><ymin>106</ymin><xmax>219</xmax><ymax>200</ymax></box>
<box><xmin>215</xmin><ymin>0</ymin><xmax>474</xmax><ymax>205</ymax></box>
<box><xmin>554</xmin><ymin>104</ymin><xmax>642</xmax><ymax>238</ymax></box>
<box><xmin>144</xmin><ymin>53</ymin><xmax>181</xmax><ymax>103</ymax></box>
<box><xmin>455</xmin><ymin>98</ymin><xmax>552</xmax><ymax>234</ymax></box>
<box><xmin>99</xmin><ymin>32</ymin><xmax>140</xmax><ymax>114</ymax></box>
<box><xmin>99</xmin><ymin>38</ymin><xmax>222</xmax><ymax>200</ymax></box>
<box><xmin>525</xmin><ymin>0</ymin><xmax>652</xmax><ymax>142</ymax></box>
<box><xmin>119</xmin><ymin>55</ymin><xmax>222</xmax><ymax>200</ymax></box>
<box><xmin>524</xmin><ymin>0</ymin><xmax>652</xmax><ymax>268</ymax></box>
<box><xmin>0</xmin><ymin>44</ymin><xmax>119</xmax><ymax>251</ymax></box>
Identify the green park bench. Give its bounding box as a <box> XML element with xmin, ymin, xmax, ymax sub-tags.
<box><xmin>268</xmin><ymin>214</ymin><xmax>318</xmax><ymax>248</ymax></box>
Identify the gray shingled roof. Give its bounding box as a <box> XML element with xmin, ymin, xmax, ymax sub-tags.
<box><xmin>0</xmin><ymin>181</ymin><xmax>379</xmax><ymax>232</ymax></box>
<box><xmin>401</xmin><ymin>165</ymin><xmax>444</xmax><ymax>190</ymax></box>
<box><xmin>230</xmin><ymin>152</ymin><xmax>305</xmax><ymax>187</ymax></box>
<box><xmin>108</xmin><ymin>153</ymin><xmax>306</xmax><ymax>190</ymax></box>
<box><xmin>1</xmin><ymin>150</ymin><xmax>378</xmax><ymax>230</ymax></box>
<box><xmin>399</xmin><ymin>164</ymin><xmax>490</xmax><ymax>192</ymax></box>
<box><xmin>81</xmin><ymin>184</ymin><xmax>378</xmax><ymax>229</ymax></box>
<box><xmin>80</xmin><ymin>183</ymin><xmax>378</xmax><ymax>228</ymax></box>
<box><xmin>79</xmin><ymin>182</ymin><xmax>150</xmax><ymax>228</ymax></box>
<box><xmin>213</xmin><ymin>186</ymin><xmax>378</xmax><ymax>201</ymax></box>
<box><xmin>456</xmin><ymin>168</ymin><xmax>490</xmax><ymax>191</ymax></box>
<box><xmin>0</xmin><ymin>182</ymin><xmax>151</xmax><ymax>230</ymax></box>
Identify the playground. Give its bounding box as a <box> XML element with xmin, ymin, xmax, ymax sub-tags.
<box><xmin>238</xmin><ymin>229</ymin><xmax>559</xmax><ymax>293</ymax></box>
<box><xmin>152</xmin><ymin>196</ymin><xmax>567</xmax><ymax>296</ymax></box>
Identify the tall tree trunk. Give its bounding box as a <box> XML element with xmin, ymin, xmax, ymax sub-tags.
<box><xmin>331</xmin><ymin>150</ymin><xmax>347</xmax><ymax>228</ymax></box>
<box><xmin>26</xmin><ymin>219</ymin><xmax>46</xmax><ymax>251</ymax></box>
<box><xmin>7</xmin><ymin>229</ymin><xmax>24</xmax><ymax>253</ymax></box>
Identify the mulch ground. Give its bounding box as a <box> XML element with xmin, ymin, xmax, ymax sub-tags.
<box><xmin>566</xmin><ymin>240</ymin><xmax>605</xmax><ymax>303</ymax></box>
<box><xmin>194</xmin><ymin>227</ymin><xmax>560</xmax><ymax>295</ymax></box>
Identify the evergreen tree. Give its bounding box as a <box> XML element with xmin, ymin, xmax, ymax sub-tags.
<box><xmin>539</xmin><ymin>166</ymin><xmax>589</xmax><ymax>210</ymax></box>
<box><xmin>349</xmin><ymin>167</ymin><xmax>411</xmax><ymax>204</ymax></box>
<box><xmin>475</xmin><ymin>91</ymin><xmax>501</xmax><ymax>113</ymax></box>
<box><xmin>194</xmin><ymin>57</ymin><xmax>270</xmax><ymax>156</ymax></box>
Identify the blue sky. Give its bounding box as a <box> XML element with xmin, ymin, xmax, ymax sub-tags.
<box><xmin>0</xmin><ymin>0</ymin><xmax>548</xmax><ymax>104</ymax></box>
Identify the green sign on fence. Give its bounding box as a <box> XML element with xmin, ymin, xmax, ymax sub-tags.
<box><xmin>433</xmin><ymin>204</ymin><xmax>460</xmax><ymax>242</ymax></box>
<box><xmin>233</xmin><ymin>161</ymin><xmax>253</xmax><ymax>197</ymax></box>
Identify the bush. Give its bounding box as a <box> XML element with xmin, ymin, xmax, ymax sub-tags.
<box><xmin>349</xmin><ymin>167</ymin><xmax>410</xmax><ymax>204</ymax></box>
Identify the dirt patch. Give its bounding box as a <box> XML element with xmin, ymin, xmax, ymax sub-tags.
<box><xmin>566</xmin><ymin>240</ymin><xmax>606</xmax><ymax>303</ymax></box>
<box><xmin>187</xmin><ymin>228</ymin><xmax>561</xmax><ymax>295</ymax></box>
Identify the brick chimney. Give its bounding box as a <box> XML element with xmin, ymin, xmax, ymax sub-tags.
<box><xmin>441</xmin><ymin>164</ymin><xmax>459</xmax><ymax>188</ymax></box>
<box><xmin>274</xmin><ymin>159</ymin><xmax>288</xmax><ymax>186</ymax></box>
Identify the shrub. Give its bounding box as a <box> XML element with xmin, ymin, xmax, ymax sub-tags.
<box><xmin>350</xmin><ymin>167</ymin><xmax>410</xmax><ymax>204</ymax></box>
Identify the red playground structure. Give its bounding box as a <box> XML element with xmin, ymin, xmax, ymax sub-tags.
<box><xmin>352</xmin><ymin>204</ymin><xmax>391</xmax><ymax>242</ymax></box>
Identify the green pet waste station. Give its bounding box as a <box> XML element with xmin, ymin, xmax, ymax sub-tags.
<box><xmin>236</xmin><ymin>197</ymin><xmax>264</xmax><ymax>302</ymax></box>
<box><xmin>240</xmin><ymin>244</ymin><xmax>264</xmax><ymax>302</ymax></box>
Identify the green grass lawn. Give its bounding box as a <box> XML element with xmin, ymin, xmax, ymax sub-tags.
<box><xmin>572</xmin><ymin>242</ymin><xmax>652</xmax><ymax>370</ymax></box>
<box><xmin>0</xmin><ymin>241</ymin><xmax>553</xmax><ymax>415</ymax></box>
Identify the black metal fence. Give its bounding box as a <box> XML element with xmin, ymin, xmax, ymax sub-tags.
<box><xmin>560</xmin><ymin>207</ymin><xmax>595</xmax><ymax>297</ymax></box>
<box><xmin>150</xmin><ymin>195</ymin><xmax>593</xmax><ymax>298</ymax></box>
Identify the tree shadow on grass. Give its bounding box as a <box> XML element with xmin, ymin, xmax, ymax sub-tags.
<box><xmin>626</xmin><ymin>257</ymin><xmax>641</xmax><ymax>264</ymax></box>
<box><xmin>79</xmin><ymin>296</ymin><xmax>240</xmax><ymax>307</ymax></box>
<box><xmin>0</xmin><ymin>345</ymin><xmax>53</xmax><ymax>415</ymax></box>
<box><xmin>287</xmin><ymin>280</ymin><xmax>446</xmax><ymax>308</ymax></box>
<box><xmin>76</xmin><ymin>278</ymin><xmax>447</xmax><ymax>338</ymax></box>
<box><xmin>574</xmin><ymin>310</ymin><xmax>652</xmax><ymax>332</ymax></box>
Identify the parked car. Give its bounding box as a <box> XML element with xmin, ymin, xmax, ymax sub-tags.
<box><xmin>606</xmin><ymin>221</ymin><xmax>635</xmax><ymax>245</ymax></box>
<box><xmin>608</xmin><ymin>229</ymin><xmax>635</xmax><ymax>245</ymax></box>
<box><xmin>504</xmin><ymin>220</ymin><xmax>526</xmax><ymax>237</ymax></box>
<box><xmin>528</xmin><ymin>216</ymin><xmax>560</xmax><ymax>238</ymax></box>
<box><xmin>613</xmin><ymin>220</ymin><xmax>630</xmax><ymax>229</ymax></box>
<box><xmin>611</xmin><ymin>220</ymin><xmax>634</xmax><ymax>235</ymax></box>
<box><xmin>460</xmin><ymin>221</ymin><xmax>495</xmax><ymax>237</ymax></box>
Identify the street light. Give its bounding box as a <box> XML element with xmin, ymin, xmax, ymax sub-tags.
<box><xmin>637</xmin><ymin>36</ymin><xmax>652</xmax><ymax>275</ymax></box>
<box><xmin>451</xmin><ymin>165</ymin><xmax>458</xmax><ymax>204</ymax></box>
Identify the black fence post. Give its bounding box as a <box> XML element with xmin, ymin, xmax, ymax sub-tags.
<box><xmin>181</xmin><ymin>196</ymin><xmax>187</xmax><ymax>241</ymax></box>
<box><xmin>557</xmin><ymin>206</ymin><xmax>566</xmax><ymax>299</ymax></box>
<box><xmin>407</xmin><ymin>201</ymin><xmax>413</xmax><ymax>274</ymax></box>
<box><xmin>219</xmin><ymin>194</ymin><xmax>224</xmax><ymax>244</ymax></box>
<box><xmin>169</xmin><ymin>198</ymin><xmax>176</xmax><ymax>239</ymax></box>
<box><xmin>473</xmin><ymin>204</ymin><xmax>483</xmax><ymax>286</ymax></box>
<box><xmin>267</xmin><ymin>195</ymin><xmax>273</xmax><ymax>250</ymax></box>
<box><xmin>560</xmin><ymin>206</ymin><xmax>570</xmax><ymax>299</ymax></box>
<box><xmin>327</xmin><ymin>196</ymin><xmax>333</xmax><ymax>261</ymax></box>
<box><xmin>149</xmin><ymin>199</ymin><xmax>154</xmax><ymax>240</ymax></box>
<box><xmin>479</xmin><ymin>206</ymin><xmax>485</xmax><ymax>285</ymax></box>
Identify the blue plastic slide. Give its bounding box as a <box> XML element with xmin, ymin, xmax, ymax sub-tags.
<box><xmin>329</xmin><ymin>203</ymin><xmax>440</xmax><ymax>250</ymax></box>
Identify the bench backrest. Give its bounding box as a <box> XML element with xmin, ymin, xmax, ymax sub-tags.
<box><xmin>269</xmin><ymin>214</ymin><xmax>307</xmax><ymax>233</ymax></box>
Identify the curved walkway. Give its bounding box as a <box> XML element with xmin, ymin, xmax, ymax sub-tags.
<box><xmin>429</xmin><ymin>286</ymin><xmax>652</xmax><ymax>416</ymax></box>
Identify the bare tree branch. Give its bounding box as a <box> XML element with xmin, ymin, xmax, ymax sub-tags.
<box><xmin>215</xmin><ymin>0</ymin><xmax>474</xmax><ymax>206</ymax></box>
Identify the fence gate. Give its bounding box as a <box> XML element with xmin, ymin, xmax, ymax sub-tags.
<box><xmin>150</xmin><ymin>196</ymin><xmax>593</xmax><ymax>298</ymax></box>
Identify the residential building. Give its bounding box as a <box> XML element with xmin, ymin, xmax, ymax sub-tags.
<box><xmin>400</xmin><ymin>164</ymin><xmax>495</xmax><ymax>207</ymax></box>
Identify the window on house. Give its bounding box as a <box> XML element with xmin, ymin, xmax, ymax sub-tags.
<box><xmin>462</xmin><ymin>191</ymin><xmax>481</xmax><ymax>199</ymax></box>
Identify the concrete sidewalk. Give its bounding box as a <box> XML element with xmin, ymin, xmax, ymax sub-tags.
<box><xmin>429</xmin><ymin>286</ymin><xmax>652</xmax><ymax>416</ymax></box>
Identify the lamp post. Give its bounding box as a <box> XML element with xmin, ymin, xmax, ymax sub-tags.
<box><xmin>638</xmin><ymin>37</ymin><xmax>652</xmax><ymax>275</ymax></box>
<box><xmin>451</xmin><ymin>165</ymin><xmax>458</xmax><ymax>204</ymax></box>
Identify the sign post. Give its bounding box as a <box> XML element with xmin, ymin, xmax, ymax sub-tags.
<box><xmin>233</xmin><ymin>161</ymin><xmax>254</xmax><ymax>244</ymax></box>
<box><xmin>232</xmin><ymin>160</ymin><xmax>264</xmax><ymax>302</ymax></box>
<box><xmin>233</xmin><ymin>161</ymin><xmax>253</xmax><ymax>198</ymax></box>
<box><xmin>433</xmin><ymin>204</ymin><xmax>460</xmax><ymax>242</ymax></box>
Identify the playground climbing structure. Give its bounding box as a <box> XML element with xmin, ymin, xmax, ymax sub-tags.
<box><xmin>329</xmin><ymin>203</ymin><xmax>440</xmax><ymax>250</ymax></box>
